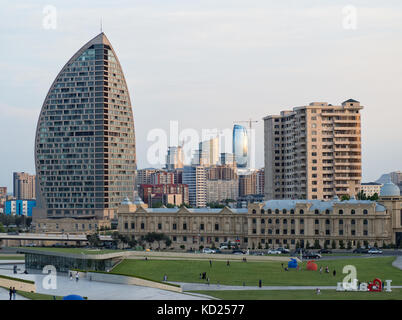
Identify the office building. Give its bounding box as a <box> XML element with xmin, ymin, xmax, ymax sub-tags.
<box><xmin>233</xmin><ymin>124</ymin><xmax>248</xmax><ymax>168</ymax></box>
<box><xmin>264</xmin><ymin>99</ymin><xmax>363</xmax><ymax>200</ymax></box>
<box><xmin>183</xmin><ymin>166</ymin><xmax>207</xmax><ymax>208</ymax></box>
<box><xmin>165</xmin><ymin>146</ymin><xmax>184</xmax><ymax>170</ymax></box>
<box><xmin>140</xmin><ymin>184</ymin><xmax>189</xmax><ymax>207</ymax></box>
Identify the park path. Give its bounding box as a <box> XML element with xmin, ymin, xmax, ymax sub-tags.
<box><xmin>392</xmin><ymin>256</ymin><xmax>402</xmax><ymax>270</ymax></box>
<box><xmin>0</xmin><ymin>287</ymin><xmax>28</xmax><ymax>300</ymax></box>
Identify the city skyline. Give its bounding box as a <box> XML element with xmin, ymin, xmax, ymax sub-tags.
<box><xmin>1</xmin><ymin>1</ymin><xmax>402</xmax><ymax>190</ymax></box>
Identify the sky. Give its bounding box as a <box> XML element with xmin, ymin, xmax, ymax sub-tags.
<box><xmin>0</xmin><ymin>0</ymin><xmax>401</xmax><ymax>190</ymax></box>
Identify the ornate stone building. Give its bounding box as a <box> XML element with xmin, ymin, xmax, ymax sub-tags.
<box><xmin>117</xmin><ymin>183</ymin><xmax>402</xmax><ymax>249</ymax></box>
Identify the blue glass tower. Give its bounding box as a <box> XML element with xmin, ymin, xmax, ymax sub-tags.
<box><xmin>232</xmin><ymin>124</ymin><xmax>248</xmax><ymax>168</ymax></box>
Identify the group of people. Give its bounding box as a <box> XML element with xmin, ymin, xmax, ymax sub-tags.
<box><xmin>8</xmin><ymin>287</ymin><xmax>16</xmax><ymax>300</ymax></box>
<box><xmin>69</xmin><ymin>271</ymin><xmax>80</xmax><ymax>282</ymax></box>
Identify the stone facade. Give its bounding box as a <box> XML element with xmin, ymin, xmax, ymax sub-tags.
<box><xmin>117</xmin><ymin>196</ymin><xmax>402</xmax><ymax>250</ymax></box>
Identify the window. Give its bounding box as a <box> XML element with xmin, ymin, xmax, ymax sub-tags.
<box><xmin>290</xmin><ymin>209</ymin><xmax>294</xmax><ymax>214</ymax></box>
<box><xmin>363</xmin><ymin>219</ymin><xmax>368</xmax><ymax>225</ymax></box>
<box><xmin>200</xmin><ymin>224</ymin><xmax>204</xmax><ymax>230</ymax></box>
<box><xmin>283</xmin><ymin>209</ymin><xmax>287</xmax><ymax>214</ymax></box>
<box><xmin>315</xmin><ymin>209</ymin><xmax>320</xmax><ymax>215</ymax></box>
<box><xmin>183</xmin><ymin>223</ymin><xmax>187</xmax><ymax>230</ymax></box>
<box><xmin>351</xmin><ymin>219</ymin><xmax>355</xmax><ymax>225</ymax></box>
<box><xmin>124</xmin><ymin>222</ymin><xmax>128</xmax><ymax>229</ymax></box>
<box><xmin>325</xmin><ymin>219</ymin><xmax>330</xmax><ymax>225</ymax></box>
<box><xmin>253</xmin><ymin>229</ymin><xmax>257</xmax><ymax>234</ymax></box>
<box><xmin>215</xmin><ymin>224</ymin><xmax>219</xmax><ymax>231</ymax></box>
<box><xmin>158</xmin><ymin>223</ymin><xmax>162</xmax><ymax>230</ymax></box>
<box><xmin>315</xmin><ymin>219</ymin><xmax>319</xmax><ymax>225</ymax></box>
<box><xmin>300</xmin><ymin>219</ymin><xmax>304</xmax><ymax>224</ymax></box>
<box><xmin>141</xmin><ymin>223</ymin><xmax>145</xmax><ymax>229</ymax></box>
<box><xmin>261</xmin><ymin>229</ymin><xmax>265</xmax><ymax>234</ymax></box>
<box><xmin>268</xmin><ymin>209</ymin><xmax>272</xmax><ymax>214</ymax></box>
<box><xmin>252</xmin><ymin>218</ymin><xmax>257</xmax><ymax>224</ymax></box>
<box><xmin>261</xmin><ymin>209</ymin><xmax>265</xmax><ymax>214</ymax></box>
<box><xmin>276</xmin><ymin>219</ymin><xmax>280</xmax><ymax>224</ymax></box>
<box><xmin>252</xmin><ymin>209</ymin><xmax>256</xmax><ymax>214</ymax></box>
<box><xmin>261</xmin><ymin>219</ymin><xmax>265</xmax><ymax>224</ymax></box>
<box><xmin>268</xmin><ymin>229</ymin><xmax>272</xmax><ymax>234</ymax></box>
<box><xmin>275</xmin><ymin>229</ymin><xmax>280</xmax><ymax>235</ymax></box>
<box><xmin>315</xmin><ymin>230</ymin><xmax>319</xmax><ymax>235</ymax></box>
<box><xmin>131</xmin><ymin>223</ymin><xmax>135</xmax><ymax>229</ymax></box>
<box><xmin>363</xmin><ymin>230</ymin><xmax>368</xmax><ymax>236</ymax></box>
<box><xmin>183</xmin><ymin>236</ymin><xmax>187</xmax><ymax>241</ymax></box>
<box><xmin>268</xmin><ymin>219</ymin><xmax>272</xmax><ymax>224</ymax></box>
<box><xmin>326</xmin><ymin>230</ymin><xmax>330</xmax><ymax>235</ymax></box>
<box><xmin>339</xmin><ymin>230</ymin><xmax>344</xmax><ymax>235</ymax></box>
<box><xmin>300</xmin><ymin>229</ymin><xmax>304</xmax><ymax>235</ymax></box>
<box><xmin>275</xmin><ymin>209</ymin><xmax>279</xmax><ymax>214</ymax></box>
<box><xmin>339</xmin><ymin>219</ymin><xmax>343</xmax><ymax>225</ymax></box>
<box><xmin>325</xmin><ymin>209</ymin><xmax>330</xmax><ymax>215</ymax></box>
<box><xmin>300</xmin><ymin>209</ymin><xmax>304</xmax><ymax>214</ymax></box>
<box><xmin>351</xmin><ymin>209</ymin><xmax>355</xmax><ymax>215</ymax></box>
<box><xmin>351</xmin><ymin>230</ymin><xmax>356</xmax><ymax>236</ymax></box>
<box><xmin>363</xmin><ymin>209</ymin><xmax>368</xmax><ymax>215</ymax></box>
<box><xmin>339</xmin><ymin>209</ymin><xmax>343</xmax><ymax>215</ymax></box>
<box><xmin>173</xmin><ymin>223</ymin><xmax>177</xmax><ymax>230</ymax></box>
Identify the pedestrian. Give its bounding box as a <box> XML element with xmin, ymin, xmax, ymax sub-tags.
<box><xmin>9</xmin><ymin>287</ymin><xmax>12</xmax><ymax>301</ymax></box>
<box><xmin>333</xmin><ymin>270</ymin><xmax>336</xmax><ymax>277</ymax></box>
<box><xmin>12</xmin><ymin>287</ymin><xmax>16</xmax><ymax>300</ymax></box>
<box><xmin>75</xmin><ymin>272</ymin><xmax>79</xmax><ymax>282</ymax></box>
<box><xmin>259</xmin><ymin>280</ymin><xmax>262</xmax><ymax>288</ymax></box>
<box><xmin>69</xmin><ymin>272</ymin><xmax>73</xmax><ymax>281</ymax></box>
<box><xmin>325</xmin><ymin>266</ymin><xmax>329</xmax><ymax>273</ymax></box>
<box><xmin>319</xmin><ymin>266</ymin><xmax>323</xmax><ymax>274</ymax></box>
<box><xmin>227</xmin><ymin>260</ymin><xmax>230</xmax><ymax>266</ymax></box>
<box><xmin>281</xmin><ymin>263</ymin><xmax>284</xmax><ymax>269</ymax></box>
<box><xmin>316</xmin><ymin>288</ymin><xmax>321</xmax><ymax>295</ymax></box>
<box><xmin>209</xmin><ymin>260</ymin><xmax>212</xmax><ymax>267</ymax></box>
<box><xmin>207</xmin><ymin>278</ymin><xmax>210</xmax><ymax>286</ymax></box>
<box><xmin>199</xmin><ymin>273</ymin><xmax>202</xmax><ymax>280</ymax></box>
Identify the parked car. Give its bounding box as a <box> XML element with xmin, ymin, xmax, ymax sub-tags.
<box><xmin>267</xmin><ymin>249</ymin><xmax>282</xmax><ymax>254</ymax></box>
<box><xmin>318</xmin><ymin>249</ymin><xmax>332</xmax><ymax>254</ymax></box>
<box><xmin>302</xmin><ymin>252</ymin><xmax>322</xmax><ymax>259</ymax></box>
<box><xmin>219</xmin><ymin>245</ymin><xmax>228</xmax><ymax>250</ymax></box>
<box><xmin>352</xmin><ymin>248</ymin><xmax>369</xmax><ymax>254</ymax></box>
<box><xmin>368</xmin><ymin>248</ymin><xmax>383</xmax><ymax>254</ymax></box>
<box><xmin>277</xmin><ymin>247</ymin><xmax>290</xmax><ymax>254</ymax></box>
<box><xmin>232</xmin><ymin>250</ymin><xmax>245</xmax><ymax>255</ymax></box>
<box><xmin>202</xmin><ymin>248</ymin><xmax>216</xmax><ymax>254</ymax></box>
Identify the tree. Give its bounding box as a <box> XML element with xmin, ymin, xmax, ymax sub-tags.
<box><xmin>295</xmin><ymin>241</ymin><xmax>300</xmax><ymax>249</ymax></box>
<box><xmin>341</xmin><ymin>195</ymin><xmax>350</xmax><ymax>201</ymax></box>
<box><xmin>347</xmin><ymin>240</ymin><xmax>352</xmax><ymax>250</ymax></box>
<box><xmin>356</xmin><ymin>190</ymin><xmax>367</xmax><ymax>200</ymax></box>
<box><xmin>305</xmin><ymin>240</ymin><xmax>311</xmax><ymax>249</ymax></box>
<box><xmin>356</xmin><ymin>241</ymin><xmax>361</xmax><ymax>249</ymax></box>
<box><xmin>0</xmin><ymin>222</ymin><xmax>5</xmax><ymax>233</ymax></box>
<box><xmin>152</xmin><ymin>201</ymin><xmax>163</xmax><ymax>208</ymax></box>
<box><xmin>369</xmin><ymin>193</ymin><xmax>379</xmax><ymax>201</ymax></box>
<box><xmin>331</xmin><ymin>240</ymin><xmax>336</xmax><ymax>249</ymax></box>
<box><xmin>324</xmin><ymin>241</ymin><xmax>328</xmax><ymax>249</ymax></box>
<box><xmin>180</xmin><ymin>245</ymin><xmax>185</xmax><ymax>250</ymax></box>
<box><xmin>313</xmin><ymin>240</ymin><xmax>321</xmax><ymax>249</ymax></box>
<box><xmin>165</xmin><ymin>203</ymin><xmax>175</xmax><ymax>208</ymax></box>
<box><xmin>265</xmin><ymin>243</ymin><xmax>269</xmax><ymax>249</ymax></box>
<box><xmin>179</xmin><ymin>203</ymin><xmax>191</xmax><ymax>208</ymax></box>
<box><xmin>86</xmin><ymin>233</ymin><xmax>101</xmax><ymax>247</ymax></box>
<box><xmin>165</xmin><ymin>238</ymin><xmax>172</xmax><ymax>248</ymax></box>
<box><xmin>339</xmin><ymin>240</ymin><xmax>345</xmax><ymax>249</ymax></box>
<box><xmin>258</xmin><ymin>242</ymin><xmax>262</xmax><ymax>250</ymax></box>
<box><xmin>363</xmin><ymin>240</ymin><xmax>369</xmax><ymax>248</ymax></box>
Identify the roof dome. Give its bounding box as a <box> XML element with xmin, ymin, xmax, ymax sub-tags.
<box><xmin>380</xmin><ymin>181</ymin><xmax>400</xmax><ymax>197</ymax></box>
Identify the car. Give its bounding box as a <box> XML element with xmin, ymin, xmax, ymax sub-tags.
<box><xmin>368</xmin><ymin>248</ymin><xmax>383</xmax><ymax>254</ymax></box>
<box><xmin>318</xmin><ymin>249</ymin><xmax>332</xmax><ymax>254</ymax></box>
<box><xmin>267</xmin><ymin>249</ymin><xmax>282</xmax><ymax>254</ymax></box>
<box><xmin>232</xmin><ymin>250</ymin><xmax>245</xmax><ymax>255</ymax></box>
<box><xmin>202</xmin><ymin>248</ymin><xmax>216</xmax><ymax>254</ymax></box>
<box><xmin>219</xmin><ymin>245</ymin><xmax>228</xmax><ymax>250</ymax></box>
<box><xmin>302</xmin><ymin>252</ymin><xmax>322</xmax><ymax>259</ymax></box>
<box><xmin>277</xmin><ymin>247</ymin><xmax>290</xmax><ymax>254</ymax></box>
<box><xmin>352</xmin><ymin>248</ymin><xmax>369</xmax><ymax>254</ymax></box>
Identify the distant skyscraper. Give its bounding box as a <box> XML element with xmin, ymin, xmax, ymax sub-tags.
<box><xmin>198</xmin><ymin>137</ymin><xmax>219</xmax><ymax>166</ymax></box>
<box><xmin>220</xmin><ymin>153</ymin><xmax>236</xmax><ymax>166</ymax></box>
<box><xmin>34</xmin><ymin>33</ymin><xmax>136</xmax><ymax>223</ymax></box>
<box><xmin>13</xmin><ymin>172</ymin><xmax>35</xmax><ymax>200</ymax></box>
<box><xmin>166</xmin><ymin>146</ymin><xmax>184</xmax><ymax>170</ymax></box>
<box><xmin>183</xmin><ymin>166</ymin><xmax>207</xmax><ymax>207</ymax></box>
<box><xmin>233</xmin><ymin>125</ymin><xmax>248</xmax><ymax>168</ymax></box>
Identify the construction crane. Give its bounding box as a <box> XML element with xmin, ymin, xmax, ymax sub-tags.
<box><xmin>233</xmin><ymin>118</ymin><xmax>259</xmax><ymax>130</ymax></box>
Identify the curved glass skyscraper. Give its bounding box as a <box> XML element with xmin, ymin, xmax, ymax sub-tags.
<box><xmin>34</xmin><ymin>33</ymin><xmax>136</xmax><ymax>223</ymax></box>
<box><xmin>233</xmin><ymin>124</ymin><xmax>248</xmax><ymax>168</ymax></box>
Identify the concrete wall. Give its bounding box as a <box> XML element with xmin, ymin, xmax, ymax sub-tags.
<box><xmin>0</xmin><ymin>277</ymin><xmax>36</xmax><ymax>293</ymax></box>
<box><xmin>84</xmin><ymin>271</ymin><xmax>182</xmax><ymax>293</ymax></box>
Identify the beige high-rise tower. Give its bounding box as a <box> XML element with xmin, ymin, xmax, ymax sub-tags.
<box><xmin>264</xmin><ymin>99</ymin><xmax>362</xmax><ymax>200</ymax></box>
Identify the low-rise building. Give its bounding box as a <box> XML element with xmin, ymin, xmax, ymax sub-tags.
<box><xmin>360</xmin><ymin>182</ymin><xmax>382</xmax><ymax>197</ymax></box>
<box><xmin>117</xmin><ymin>182</ymin><xmax>402</xmax><ymax>249</ymax></box>
<box><xmin>4</xmin><ymin>199</ymin><xmax>36</xmax><ymax>216</ymax></box>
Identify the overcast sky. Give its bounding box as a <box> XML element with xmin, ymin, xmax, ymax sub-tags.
<box><xmin>0</xmin><ymin>0</ymin><xmax>401</xmax><ymax>190</ymax></box>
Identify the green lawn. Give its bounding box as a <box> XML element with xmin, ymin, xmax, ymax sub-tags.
<box><xmin>111</xmin><ymin>257</ymin><xmax>402</xmax><ymax>286</ymax></box>
<box><xmin>16</xmin><ymin>247</ymin><xmax>123</xmax><ymax>255</ymax></box>
<box><xmin>0</xmin><ymin>255</ymin><xmax>25</xmax><ymax>260</ymax></box>
<box><xmin>191</xmin><ymin>289</ymin><xmax>402</xmax><ymax>300</ymax></box>
<box><xmin>16</xmin><ymin>291</ymin><xmax>64</xmax><ymax>300</ymax></box>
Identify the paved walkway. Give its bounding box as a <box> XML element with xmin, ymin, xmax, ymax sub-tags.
<box><xmin>392</xmin><ymin>256</ymin><xmax>402</xmax><ymax>270</ymax></box>
<box><xmin>171</xmin><ymin>282</ymin><xmax>402</xmax><ymax>291</ymax></box>
<box><xmin>0</xmin><ymin>288</ymin><xmax>28</xmax><ymax>300</ymax></box>
<box><xmin>0</xmin><ymin>265</ymin><xmax>209</xmax><ymax>300</ymax></box>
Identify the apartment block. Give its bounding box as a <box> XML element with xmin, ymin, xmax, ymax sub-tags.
<box><xmin>13</xmin><ymin>172</ymin><xmax>36</xmax><ymax>200</ymax></box>
<box><xmin>264</xmin><ymin>99</ymin><xmax>363</xmax><ymax>200</ymax></box>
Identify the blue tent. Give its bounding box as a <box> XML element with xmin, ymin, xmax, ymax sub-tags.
<box><xmin>63</xmin><ymin>294</ymin><xmax>85</xmax><ymax>300</ymax></box>
<box><xmin>288</xmin><ymin>258</ymin><xmax>298</xmax><ymax>269</ymax></box>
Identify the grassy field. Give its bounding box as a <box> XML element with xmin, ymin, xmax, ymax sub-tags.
<box><xmin>191</xmin><ymin>289</ymin><xmax>402</xmax><ymax>300</ymax></box>
<box><xmin>111</xmin><ymin>257</ymin><xmax>402</xmax><ymax>286</ymax></box>
<box><xmin>0</xmin><ymin>255</ymin><xmax>24</xmax><ymax>260</ymax></box>
<box><xmin>16</xmin><ymin>291</ymin><xmax>64</xmax><ymax>300</ymax></box>
<box><xmin>16</xmin><ymin>247</ymin><xmax>123</xmax><ymax>255</ymax></box>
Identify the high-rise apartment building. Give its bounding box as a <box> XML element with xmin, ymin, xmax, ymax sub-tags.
<box><xmin>183</xmin><ymin>166</ymin><xmax>207</xmax><ymax>207</ymax></box>
<box><xmin>198</xmin><ymin>137</ymin><xmax>220</xmax><ymax>166</ymax></box>
<box><xmin>33</xmin><ymin>33</ymin><xmax>136</xmax><ymax>225</ymax></box>
<box><xmin>264</xmin><ymin>99</ymin><xmax>362</xmax><ymax>200</ymax></box>
<box><xmin>206</xmin><ymin>164</ymin><xmax>239</xmax><ymax>203</ymax></box>
<box><xmin>0</xmin><ymin>187</ymin><xmax>7</xmax><ymax>199</ymax></box>
<box><xmin>13</xmin><ymin>172</ymin><xmax>36</xmax><ymax>199</ymax></box>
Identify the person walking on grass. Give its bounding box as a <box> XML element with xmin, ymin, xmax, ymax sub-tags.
<box><xmin>12</xmin><ymin>287</ymin><xmax>16</xmax><ymax>300</ymax></box>
<box><xmin>209</xmin><ymin>260</ymin><xmax>212</xmax><ymax>267</ymax></box>
<box><xmin>9</xmin><ymin>287</ymin><xmax>12</xmax><ymax>301</ymax></box>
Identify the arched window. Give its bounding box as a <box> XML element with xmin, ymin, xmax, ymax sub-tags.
<box><xmin>339</xmin><ymin>209</ymin><xmax>343</xmax><ymax>215</ymax></box>
<box><xmin>252</xmin><ymin>209</ymin><xmax>256</xmax><ymax>214</ymax></box>
<box><xmin>268</xmin><ymin>219</ymin><xmax>272</xmax><ymax>224</ymax></box>
<box><xmin>325</xmin><ymin>209</ymin><xmax>330</xmax><ymax>215</ymax></box>
<box><xmin>299</xmin><ymin>209</ymin><xmax>304</xmax><ymax>214</ymax></box>
<box><xmin>351</xmin><ymin>209</ymin><xmax>355</xmax><ymax>215</ymax></box>
<box><xmin>314</xmin><ymin>209</ymin><xmax>320</xmax><ymax>215</ymax></box>
<box><xmin>363</xmin><ymin>219</ymin><xmax>368</xmax><ymax>225</ymax></box>
<box><xmin>363</xmin><ymin>209</ymin><xmax>368</xmax><ymax>215</ymax></box>
<box><xmin>351</xmin><ymin>219</ymin><xmax>355</xmax><ymax>225</ymax></box>
<box><xmin>283</xmin><ymin>219</ymin><xmax>287</xmax><ymax>224</ymax></box>
<box><xmin>275</xmin><ymin>209</ymin><xmax>279</xmax><ymax>214</ymax></box>
<box><xmin>275</xmin><ymin>219</ymin><xmax>280</xmax><ymax>224</ymax></box>
<box><xmin>283</xmin><ymin>209</ymin><xmax>287</xmax><ymax>214</ymax></box>
<box><xmin>261</xmin><ymin>209</ymin><xmax>265</xmax><ymax>214</ymax></box>
<box><xmin>268</xmin><ymin>209</ymin><xmax>272</xmax><ymax>214</ymax></box>
<box><xmin>290</xmin><ymin>209</ymin><xmax>295</xmax><ymax>214</ymax></box>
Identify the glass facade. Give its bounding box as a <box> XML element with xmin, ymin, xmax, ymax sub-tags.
<box><xmin>232</xmin><ymin>124</ymin><xmax>248</xmax><ymax>168</ymax></box>
<box><xmin>35</xmin><ymin>33</ymin><xmax>136</xmax><ymax>219</ymax></box>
